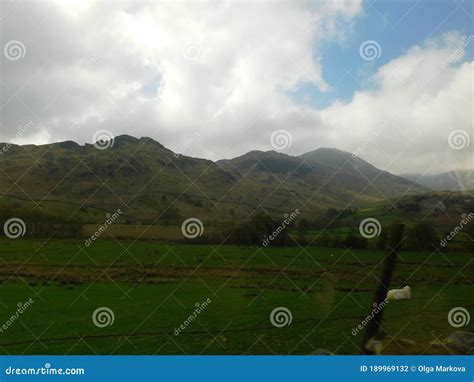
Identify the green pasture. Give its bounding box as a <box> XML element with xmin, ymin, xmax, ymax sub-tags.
<box><xmin>0</xmin><ymin>239</ymin><xmax>472</xmax><ymax>354</ymax></box>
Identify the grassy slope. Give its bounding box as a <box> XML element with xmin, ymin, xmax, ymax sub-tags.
<box><xmin>0</xmin><ymin>136</ymin><xmax>427</xmax><ymax>224</ymax></box>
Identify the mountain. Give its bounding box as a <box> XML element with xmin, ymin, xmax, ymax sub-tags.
<box><xmin>217</xmin><ymin>147</ymin><xmax>424</xmax><ymax>206</ymax></box>
<box><xmin>299</xmin><ymin>148</ymin><xmax>422</xmax><ymax>200</ymax></box>
<box><xmin>0</xmin><ymin>136</ymin><xmax>426</xmax><ymax>223</ymax></box>
<box><xmin>401</xmin><ymin>170</ymin><xmax>474</xmax><ymax>191</ymax></box>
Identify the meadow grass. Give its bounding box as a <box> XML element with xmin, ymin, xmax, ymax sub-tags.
<box><xmin>0</xmin><ymin>239</ymin><xmax>471</xmax><ymax>355</ymax></box>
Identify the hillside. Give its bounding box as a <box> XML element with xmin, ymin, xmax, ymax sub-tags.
<box><xmin>217</xmin><ymin>147</ymin><xmax>425</xmax><ymax>208</ymax></box>
<box><xmin>0</xmin><ymin>136</ymin><xmax>426</xmax><ymax>224</ymax></box>
<box><xmin>401</xmin><ymin>170</ymin><xmax>474</xmax><ymax>191</ymax></box>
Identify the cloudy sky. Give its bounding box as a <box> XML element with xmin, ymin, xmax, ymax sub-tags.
<box><xmin>0</xmin><ymin>0</ymin><xmax>472</xmax><ymax>174</ymax></box>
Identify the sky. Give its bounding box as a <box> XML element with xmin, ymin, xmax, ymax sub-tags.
<box><xmin>0</xmin><ymin>0</ymin><xmax>473</xmax><ymax>175</ymax></box>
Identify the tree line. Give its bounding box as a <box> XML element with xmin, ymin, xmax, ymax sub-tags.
<box><xmin>207</xmin><ymin>213</ymin><xmax>474</xmax><ymax>252</ymax></box>
<box><xmin>0</xmin><ymin>207</ymin><xmax>83</xmax><ymax>238</ymax></box>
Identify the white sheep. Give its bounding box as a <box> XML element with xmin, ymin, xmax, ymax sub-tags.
<box><xmin>386</xmin><ymin>286</ymin><xmax>411</xmax><ymax>301</ymax></box>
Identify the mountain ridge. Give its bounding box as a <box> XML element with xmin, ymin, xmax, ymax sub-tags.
<box><xmin>0</xmin><ymin>135</ymin><xmax>428</xmax><ymax>223</ymax></box>
<box><xmin>401</xmin><ymin>170</ymin><xmax>474</xmax><ymax>192</ymax></box>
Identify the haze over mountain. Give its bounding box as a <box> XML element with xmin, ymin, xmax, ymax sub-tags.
<box><xmin>0</xmin><ymin>135</ymin><xmax>426</xmax><ymax>223</ymax></box>
<box><xmin>401</xmin><ymin>170</ymin><xmax>474</xmax><ymax>191</ymax></box>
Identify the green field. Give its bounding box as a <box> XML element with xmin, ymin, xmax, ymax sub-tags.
<box><xmin>0</xmin><ymin>239</ymin><xmax>472</xmax><ymax>355</ymax></box>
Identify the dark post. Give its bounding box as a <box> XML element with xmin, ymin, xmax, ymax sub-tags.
<box><xmin>362</xmin><ymin>222</ymin><xmax>405</xmax><ymax>354</ymax></box>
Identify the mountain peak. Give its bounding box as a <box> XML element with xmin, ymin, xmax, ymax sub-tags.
<box><xmin>217</xmin><ymin>149</ymin><xmax>307</xmax><ymax>175</ymax></box>
<box><xmin>99</xmin><ymin>135</ymin><xmax>167</xmax><ymax>150</ymax></box>
<box><xmin>300</xmin><ymin>147</ymin><xmax>368</xmax><ymax>169</ymax></box>
<box><xmin>303</xmin><ymin>147</ymin><xmax>347</xmax><ymax>154</ymax></box>
<box><xmin>57</xmin><ymin>141</ymin><xmax>80</xmax><ymax>150</ymax></box>
<box><xmin>112</xmin><ymin>134</ymin><xmax>139</xmax><ymax>146</ymax></box>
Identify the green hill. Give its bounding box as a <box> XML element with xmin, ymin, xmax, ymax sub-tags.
<box><xmin>0</xmin><ymin>135</ymin><xmax>426</xmax><ymax>224</ymax></box>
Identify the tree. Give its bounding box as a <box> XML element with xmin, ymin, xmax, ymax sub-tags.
<box><xmin>341</xmin><ymin>233</ymin><xmax>367</xmax><ymax>249</ymax></box>
<box><xmin>464</xmin><ymin>222</ymin><xmax>474</xmax><ymax>251</ymax></box>
<box><xmin>408</xmin><ymin>221</ymin><xmax>438</xmax><ymax>250</ymax></box>
<box><xmin>159</xmin><ymin>205</ymin><xmax>181</xmax><ymax>224</ymax></box>
<box><xmin>229</xmin><ymin>214</ymin><xmax>290</xmax><ymax>246</ymax></box>
<box><xmin>296</xmin><ymin>218</ymin><xmax>310</xmax><ymax>242</ymax></box>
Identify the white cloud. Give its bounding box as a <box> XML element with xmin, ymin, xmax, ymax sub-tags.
<box><xmin>0</xmin><ymin>0</ymin><xmax>471</xmax><ymax>174</ymax></box>
<box><xmin>320</xmin><ymin>32</ymin><xmax>473</xmax><ymax>174</ymax></box>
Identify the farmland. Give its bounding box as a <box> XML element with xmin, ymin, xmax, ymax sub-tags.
<box><xmin>0</xmin><ymin>238</ymin><xmax>472</xmax><ymax>355</ymax></box>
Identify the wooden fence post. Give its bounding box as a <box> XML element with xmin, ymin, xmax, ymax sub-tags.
<box><xmin>362</xmin><ymin>222</ymin><xmax>405</xmax><ymax>354</ymax></box>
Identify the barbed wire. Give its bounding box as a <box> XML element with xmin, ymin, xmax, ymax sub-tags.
<box><xmin>1</xmin><ymin>304</ymin><xmax>472</xmax><ymax>349</ymax></box>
